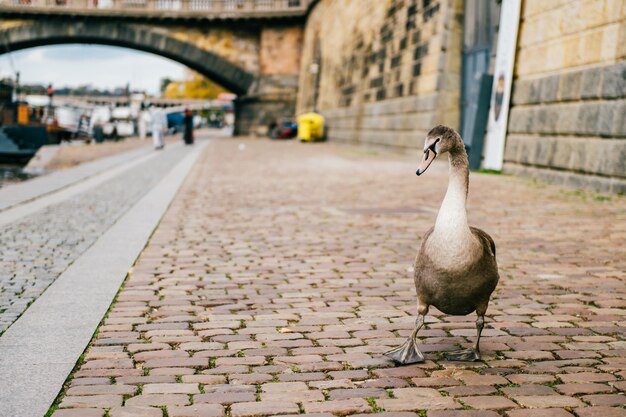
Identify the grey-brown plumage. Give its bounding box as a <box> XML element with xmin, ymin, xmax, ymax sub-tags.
<box><xmin>415</xmin><ymin>226</ymin><xmax>497</xmax><ymax>316</ymax></box>
<box><xmin>385</xmin><ymin>125</ymin><xmax>500</xmax><ymax>364</ymax></box>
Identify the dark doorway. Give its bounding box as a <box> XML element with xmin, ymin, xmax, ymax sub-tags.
<box><xmin>460</xmin><ymin>0</ymin><xmax>500</xmax><ymax>168</ymax></box>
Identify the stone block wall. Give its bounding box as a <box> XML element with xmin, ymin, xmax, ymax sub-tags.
<box><xmin>260</xmin><ymin>26</ymin><xmax>303</xmax><ymax>76</ymax></box>
<box><xmin>504</xmin><ymin>0</ymin><xmax>626</xmax><ymax>193</ymax></box>
<box><xmin>168</xmin><ymin>24</ymin><xmax>304</xmax><ymax>137</ymax></box>
<box><xmin>235</xmin><ymin>74</ymin><xmax>300</xmax><ymax>136</ymax></box>
<box><xmin>296</xmin><ymin>0</ymin><xmax>463</xmax><ymax>150</ymax></box>
<box><xmin>167</xmin><ymin>26</ymin><xmax>261</xmax><ymax>73</ymax></box>
<box><xmin>239</xmin><ymin>26</ymin><xmax>304</xmax><ymax>136</ymax></box>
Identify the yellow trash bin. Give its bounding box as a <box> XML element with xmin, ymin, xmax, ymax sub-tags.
<box><xmin>297</xmin><ymin>112</ymin><xmax>325</xmax><ymax>142</ymax></box>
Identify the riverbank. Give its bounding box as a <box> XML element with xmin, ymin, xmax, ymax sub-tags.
<box><xmin>39</xmin><ymin>129</ymin><xmax>217</xmax><ymax>170</ymax></box>
<box><xmin>0</xmin><ymin>136</ymin><xmax>153</xmax><ymax>189</ymax></box>
<box><xmin>43</xmin><ymin>136</ymin><xmax>173</xmax><ymax>170</ymax></box>
<box><xmin>0</xmin><ymin>130</ymin><xmax>211</xmax><ymax>188</ymax></box>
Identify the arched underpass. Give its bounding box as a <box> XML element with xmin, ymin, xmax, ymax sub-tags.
<box><xmin>0</xmin><ymin>21</ymin><xmax>254</xmax><ymax>95</ymax></box>
<box><xmin>0</xmin><ymin>19</ymin><xmax>302</xmax><ymax>134</ymax></box>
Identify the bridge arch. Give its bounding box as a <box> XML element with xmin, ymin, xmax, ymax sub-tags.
<box><xmin>0</xmin><ymin>20</ymin><xmax>255</xmax><ymax>95</ymax></box>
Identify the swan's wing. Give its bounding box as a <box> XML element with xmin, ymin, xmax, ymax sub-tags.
<box><xmin>422</xmin><ymin>227</ymin><xmax>435</xmax><ymax>244</ymax></box>
<box><xmin>470</xmin><ymin>227</ymin><xmax>496</xmax><ymax>258</ymax></box>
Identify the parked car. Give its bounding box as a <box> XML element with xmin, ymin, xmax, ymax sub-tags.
<box><xmin>167</xmin><ymin>112</ymin><xmax>184</xmax><ymax>134</ymax></box>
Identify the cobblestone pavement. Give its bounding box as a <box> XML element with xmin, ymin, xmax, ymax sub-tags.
<box><xmin>51</xmin><ymin>138</ymin><xmax>625</xmax><ymax>417</ymax></box>
<box><xmin>0</xmin><ymin>145</ymin><xmax>190</xmax><ymax>334</ymax></box>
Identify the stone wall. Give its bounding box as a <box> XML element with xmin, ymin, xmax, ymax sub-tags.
<box><xmin>171</xmin><ymin>24</ymin><xmax>304</xmax><ymax>136</ymax></box>
<box><xmin>168</xmin><ymin>26</ymin><xmax>261</xmax><ymax>74</ymax></box>
<box><xmin>172</xmin><ymin>24</ymin><xmax>304</xmax><ymax>136</ymax></box>
<box><xmin>296</xmin><ymin>0</ymin><xmax>463</xmax><ymax>150</ymax></box>
<box><xmin>260</xmin><ymin>26</ymin><xmax>303</xmax><ymax>75</ymax></box>
<box><xmin>504</xmin><ymin>0</ymin><xmax>626</xmax><ymax>193</ymax></box>
<box><xmin>238</xmin><ymin>26</ymin><xmax>303</xmax><ymax>136</ymax></box>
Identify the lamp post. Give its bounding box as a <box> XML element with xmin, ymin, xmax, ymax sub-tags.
<box><xmin>309</xmin><ymin>62</ymin><xmax>319</xmax><ymax>112</ymax></box>
<box><xmin>46</xmin><ymin>83</ymin><xmax>54</xmax><ymax>120</ymax></box>
<box><xmin>14</xmin><ymin>71</ymin><xmax>20</xmax><ymax>101</ymax></box>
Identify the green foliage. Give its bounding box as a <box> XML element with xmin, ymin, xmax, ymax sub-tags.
<box><xmin>160</xmin><ymin>77</ymin><xmax>173</xmax><ymax>93</ymax></box>
<box><xmin>474</xmin><ymin>168</ymin><xmax>502</xmax><ymax>175</ymax></box>
<box><xmin>366</xmin><ymin>398</ymin><xmax>385</xmax><ymax>413</ymax></box>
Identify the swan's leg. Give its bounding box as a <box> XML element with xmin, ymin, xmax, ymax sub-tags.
<box><xmin>474</xmin><ymin>314</ymin><xmax>485</xmax><ymax>353</ymax></box>
<box><xmin>384</xmin><ymin>304</ymin><xmax>428</xmax><ymax>365</ymax></box>
<box><xmin>444</xmin><ymin>314</ymin><xmax>484</xmax><ymax>362</ymax></box>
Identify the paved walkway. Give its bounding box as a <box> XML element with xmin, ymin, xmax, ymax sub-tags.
<box><xmin>43</xmin><ymin>136</ymin><xmax>173</xmax><ymax>170</ymax></box>
<box><xmin>0</xmin><ymin>144</ymin><xmax>190</xmax><ymax>334</ymax></box>
<box><xmin>34</xmin><ymin>138</ymin><xmax>626</xmax><ymax>416</ymax></box>
<box><xmin>0</xmin><ymin>140</ymin><xmax>207</xmax><ymax>417</ymax></box>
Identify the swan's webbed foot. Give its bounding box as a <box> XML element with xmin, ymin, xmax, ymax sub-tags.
<box><xmin>384</xmin><ymin>337</ymin><xmax>425</xmax><ymax>364</ymax></box>
<box><xmin>443</xmin><ymin>348</ymin><xmax>481</xmax><ymax>362</ymax></box>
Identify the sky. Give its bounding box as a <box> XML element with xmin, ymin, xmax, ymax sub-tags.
<box><xmin>0</xmin><ymin>44</ymin><xmax>187</xmax><ymax>95</ymax></box>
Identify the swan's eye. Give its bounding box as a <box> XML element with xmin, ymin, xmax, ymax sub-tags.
<box><xmin>429</xmin><ymin>138</ymin><xmax>440</xmax><ymax>154</ymax></box>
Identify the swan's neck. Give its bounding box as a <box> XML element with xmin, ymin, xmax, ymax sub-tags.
<box><xmin>433</xmin><ymin>150</ymin><xmax>471</xmax><ymax>240</ymax></box>
<box><xmin>425</xmin><ymin>141</ymin><xmax>477</xmax><ymax>270</ymax></box>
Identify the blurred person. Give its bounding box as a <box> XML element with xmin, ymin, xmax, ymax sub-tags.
<box><xmin>92</xmin><ymin>119</ymin><xmax>104</xmax><ymax>143</ymax></box>
<box><xmin>110</xmin><ymin>125</ymin><xmax>119</xmax><ymax>142</ymax></box>
<box><xmin>183</xmin><ymin>108</ymin><xmax>194</xmax><ymax>145</ymax></box>
<box><xmin>150</xmin><ymin>105</ymin><xmax>166</xmax><ymax>150</ymax></box>
<box><xmin>138</xmin><ymin>105</ymin><xmax>149</xmax><ymax>140</ymax></box>
<box><xmin>76</xmin><ymin>113</ymin><xmax>89</xmax><ymax>140</ymax></box>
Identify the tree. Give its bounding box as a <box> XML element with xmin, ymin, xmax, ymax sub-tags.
<box><xmin>164</xmin><ymin>81</ymin><xmax>185</xmax><ymax>99</ymax></box>
<box><xmin>162</xmin><ymin>71</ymin><xmax>227</xmax><ymax>99</ymax></box>
<box><xmin>160</xmin><ymin>78</ymin><xmax>173</xmax><ymax>94</ymax></box>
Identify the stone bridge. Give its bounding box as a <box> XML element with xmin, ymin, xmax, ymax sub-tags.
<box><xmin>0</xmin><ymin>1</ymin><xmax>313</xmax><ymax>134</ymax></box>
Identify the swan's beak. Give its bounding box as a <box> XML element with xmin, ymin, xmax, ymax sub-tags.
<box><xmin>416</xmin><ymin>148</ymin><xmax>436</xmax><ymax>176</ymax></box>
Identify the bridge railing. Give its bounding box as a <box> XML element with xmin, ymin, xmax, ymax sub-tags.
<box><xmin>0</xmin><ymin>0</ymin><xmax>310</xmax><ymax>16</ymax></box>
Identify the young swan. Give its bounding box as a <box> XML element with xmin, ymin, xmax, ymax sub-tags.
<box><xmin>385</xmin><ymin>125</ymin><xmax>499</xmax><ymax>364</ymax></box>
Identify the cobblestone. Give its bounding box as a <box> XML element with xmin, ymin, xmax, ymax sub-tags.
<box><xmin>0</xmin><ymin>146</ymin><xmax>189</xmax><ymax>334</ymax></box>
<box><xmin>51</xmin><ymin>139</ymin><xmax>625</xmax><ymax>415</ymax></box>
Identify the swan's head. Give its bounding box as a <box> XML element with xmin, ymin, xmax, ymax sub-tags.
<box><xmin>416</xmin><ymin>125</ymin><xmax>462</xmax><ymax>176</ymax></box>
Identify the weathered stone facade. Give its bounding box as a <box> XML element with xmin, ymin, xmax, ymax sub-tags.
<box><xmin>505</xmin><ymin>0</ymin><xmax>626</xmax><ymax>193</ymax></box>
<box><xmin>168</xmin><ymin>26</ymin><xmax>261</xmax><ymax>74</ymax></box>
<box><xmin>239</xmin><ymin>25</ymin><xmax>303</xmax><ymax>136</ymax></box>
<box><xmin>296</xmin><ymin>0</ymin><xmax>463</xmax><ymax>149</ymax></box>
<box><xmin>296</xmin><ymin>0</ymin><xmax>625</xmax><ymax>192</ymax></box>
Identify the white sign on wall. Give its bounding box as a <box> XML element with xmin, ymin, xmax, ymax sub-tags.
<box><xmin>482</xmin><ymin>0</ymin><xmax>522</xmax><ymax>170</ymax></box>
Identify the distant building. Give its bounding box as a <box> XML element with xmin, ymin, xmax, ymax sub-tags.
<box><xmin>296</xmin><ymin>0</ymin><xmax>625</xmax><ymax>193</ymax></box>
